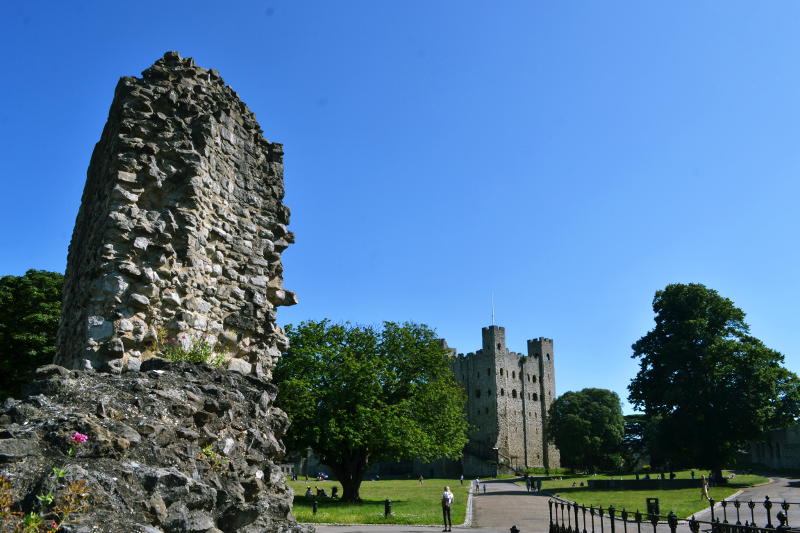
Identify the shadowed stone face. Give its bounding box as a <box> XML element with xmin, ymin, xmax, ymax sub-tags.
<box><xmin>56</xmin><ymin>51</ymin><xmax>297</xmax><ymax>375</ymax></box>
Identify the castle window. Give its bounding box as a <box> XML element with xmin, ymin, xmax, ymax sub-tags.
<box><xmin>512</xmin><ymin>371</ymin><xmax>515</xmax><ymax>379</ymax></box>
<box><xmin>532</xmin><ymin>375</ymin><xmax>537</xmax><ymax>383</ymax></box>
<box><xmin>512</xmin><ymin>389</ymin><xmax>517</xmax><ymax>399</ymax></box>
<box><xmin>475</xmin><ymin>389</ymin><xmax>481</xmax><ymax>398</ymax></box>
<box><xmin>501</xmin><ymin>388</ymin><xmax>505</xmax><ymax>396</ymax></box>
<box><xmin>500</xmin><ymin>369</ymin><xmax>503</xmax><ymax>376</ymax></box>
<box><xmin>546</xmin><ymin>353</ymin><xmax>550</xmax><ymax>360</ymax></box>
<box><xmin>532</xmin><ymin>393</ymin><xmax>538</xmax><ymax>401</ymax></box>
<box><xmin>497</xmin><ymin>343</ymin><xmax>501</xmax><ymax>349</ymax></box>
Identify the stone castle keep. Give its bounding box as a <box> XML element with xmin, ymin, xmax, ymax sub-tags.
<box><xmin>449</xmin><ymin>325</ymin><xmax>560</xmax><ymax>474</ymax></box>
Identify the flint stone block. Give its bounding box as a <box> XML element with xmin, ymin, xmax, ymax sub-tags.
<box><xmin>0</xmin><ymin>438</ymin><xmax>38</xmax><ymax>460</ymax></box>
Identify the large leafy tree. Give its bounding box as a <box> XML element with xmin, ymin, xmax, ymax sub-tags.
<box><xmin>275</xmin><ymin>320</ymin><xmax>468</xmax><ymax>502</ymax></box>
<box><xmin>547</xmin><ymin>388</ymin><xmax>624</xmax><ymax>470</ymax></box>
<box><xmin>0</xmin><ymin>270</ymin><xmax>64</xmax><ymax>399</ymax></box>
<box><xmin>628</xmin><ymin>283</ymin><xmax>800</xmax><ymax>477</ymax></box>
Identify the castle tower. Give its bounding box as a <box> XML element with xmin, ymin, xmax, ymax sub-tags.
<box><xmin>450</xmin><ymin>325</ymin><xmax>560</xmax><ymax>475</ymax></box>
<box><xmin>527</xmin><ymin>337</ymin><xmax>561</xmax><ymax>468</ymax></box>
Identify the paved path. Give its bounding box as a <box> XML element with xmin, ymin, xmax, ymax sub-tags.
<box><xmin>691</xmin><ymin>475</ymin><xmax>800</xmax><ymax>526</ymax></box>
<box><xmin>312</xmin><ymin>475</ymin><xmax>800</xmax><ymax>533</ymax></box>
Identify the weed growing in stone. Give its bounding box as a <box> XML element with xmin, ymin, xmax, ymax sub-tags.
<box><xmin>0</xmin><ymin>474</ymin><xmax>90</xmax><ymax>532</ymax></box>
<box><xmin>155</xmin><ymin>329</ymin><xmax>228</xmax><ymax>367</ymax></box>
<box><xmin>199</xmin><ymin>444</ymin><xmax>229</xmax><ymax>471</ymax></box>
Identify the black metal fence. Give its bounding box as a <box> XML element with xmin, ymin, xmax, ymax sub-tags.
<box><xmin>548</xmin><ymin>496</ymin><xmax>798</xmax><ymax>533</ymax></box>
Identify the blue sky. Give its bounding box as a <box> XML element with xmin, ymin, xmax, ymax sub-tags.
<box><xmin>2</xmin><ymin>1</ymin><xmax>799</xmax><ymax>412</ymax></box>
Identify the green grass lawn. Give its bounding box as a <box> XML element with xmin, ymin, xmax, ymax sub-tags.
<box><xmin>542</xmin><ymin>470</ymin><xmax>769</xmax><ymax>518</ymax></box>
<box><xmin>287</xmin><ymin>478</ymin><xmax>470</xmax><ymax>524</ymax></box>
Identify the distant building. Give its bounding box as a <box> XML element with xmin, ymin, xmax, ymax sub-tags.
<box><xmin>748</xmin><ymin>424</ymin><xmax>800</xmax><ymax>469</ymax></box>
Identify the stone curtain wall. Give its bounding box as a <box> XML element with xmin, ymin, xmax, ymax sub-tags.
<box><xmin>56</xmin><ymin>51</ymin><xmax>296</xmax><ymax>375</ymax></box>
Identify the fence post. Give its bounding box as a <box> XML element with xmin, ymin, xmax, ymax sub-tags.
<box><xmin>599</xmin><ymin>507</ymin><xmax>605</xmax><ymax>533</ymax></box>
<box><xmin>722</xmin><ymin>500</ymin><xmax>728</xmax><ymax>524</ymax></box>
<box><xmin>747</xmin><ymin>500</ymin><xmax>755</xmax><ymax>526</ymax></box>
<box><xmin>733</xmin><ymin>500</ymin><xmax>741</xmax><ymax>525</ymax></box>
<box><xmin>568</xmin><ymin>502</ymin><xmax>573</xmax><ymax>533</ymax></box>
<box><xmin>634</xmin><ymin>510</ymin><xmax>642</xmax><ymax>533</ymax></box>
<box><xmin>764</xmin><ymin>496</ymin><xmax>773</xmax><ymax>529</ymax></box>
<box><xmin>688</xmin><ymin>516</ymin><xmax>700</xmax><ymax>533</ymax></box>
<box><xmin>709</xmin><ymin>498</ymin><xmax>716</xmax><ymax>523</ymax></box>
<box><xmin>609</xmin><ymin>505</ymin><xmax>616</xmax><ymax>533</ymax></box>
<box><xmin>590</xmin><ymin>506</ymin><xmax>596</xmax><ymax>533</ymax></box>
<box><xmin>621</xmin><ymin>509</ymin><xmax>628</xmax><ymax>533</ymax></box>
<box><xmin>667</xmin><ymin>512</ymin><xmax>678</xmax><ymax>533</ymax></box>
<box><xmin>583</xmin><ymin>505</ymin><xmax>588</xmax><ymax>533</ymax></box>
<box><xmin>550</xmin><ymin>500</ymin><xmax>556</xmax><ymax>533</ymax></box>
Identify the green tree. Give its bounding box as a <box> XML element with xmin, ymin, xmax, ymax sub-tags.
<box><xmin>275</xmin><ymin>320</ymin><xmax>468</xmax><ymax>502</ymax></box>
<box><xmin>0</xmin><ymin>270</ymin><xmax>64</xmax><ymax>399</ymax></box>
<box><xmin>547</xmin><ymin>388</ymin><xmax>624</xmax><ymax>471</ymax></box>
<box><xmin>628</xmin><ymin>283</ymin><xmax>800</xmax><ymax>478</ymax></box>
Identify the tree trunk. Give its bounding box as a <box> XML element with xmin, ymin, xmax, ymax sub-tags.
<box><xmin>713</xmin><ymin>468</ymin><xmax>724</xmax><ymax>486</ymax></box>
<box><xmin>330</xmin><ymin>452</ymin><xmax>368</xmax><ymax>502</ymax></box>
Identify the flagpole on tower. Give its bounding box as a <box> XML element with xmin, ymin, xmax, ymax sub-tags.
<box><xmin>491</xmin><ymin>291</ymin><xmax>495</xmax><ymax>326</ymax></box>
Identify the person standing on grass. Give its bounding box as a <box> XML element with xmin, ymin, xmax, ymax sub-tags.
<box><xmin>460</xmin><ymin>474</ymin><xmax>464</xmax><ymax>485</ymax></box>
<box><xmin>441</xmin><ymin>486</ymin><xmax>454</xmax><ymax>532</ymax></box>
<box><xmin>419</xmin><ymin>474</ymin><xmax>424</xmax><ymax>485</ymax></box>
<box><xmin>700</xmin><ymin>475</ymin><xmax>710</xmax><ymax>501</ymax></box>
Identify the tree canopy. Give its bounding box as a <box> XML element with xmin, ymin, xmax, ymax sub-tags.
<box><xmin>274</xmin><ymin>320</ymin><xmax>468</xmax><ymax>501</ymax></box>
<box><xmin>547</xmin><ymin>387</ymin><xmax>624</xmax><ymax>470</ymax></box>
<box><xmin>0</xmin><ymin>270</ymin><xmax>64</xmax><ymax>399</ymax></box>
<box><xmin>628</xmin><ymin>283</ymin><xmax>800</xmax><ymax>472</ymax></box>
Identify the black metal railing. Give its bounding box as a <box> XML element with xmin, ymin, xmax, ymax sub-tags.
<box><xmin>548</xmin><ymin>496</ymin><xmax>798</xmax><ymax>533</ymax></box>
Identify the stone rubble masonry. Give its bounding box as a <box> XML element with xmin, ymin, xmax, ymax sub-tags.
<box><xmin>55</xmin><ymin>51</ymin><xmax>297</xmax><ymax>376</ymax></box>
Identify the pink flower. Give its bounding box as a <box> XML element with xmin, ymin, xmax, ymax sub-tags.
<box><xmin>69</xmin><ymin>432</ymin><xmax>88</xmax><ymax>444</ymax></box>
<box><xmin>51</xmin><ymin>522</ymin><xmax>58</xmax><ymax>529</ymax></box>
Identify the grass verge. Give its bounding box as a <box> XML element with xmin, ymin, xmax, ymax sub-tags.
<box><xmin>543</xmin><ymin>470</ymin><xmax>769</xmax><ymax>518</ymax></box>
<box><xmin>287</xmin><ymin>478</ymin><xmax>470</xmax><ymax>524</ymax></box>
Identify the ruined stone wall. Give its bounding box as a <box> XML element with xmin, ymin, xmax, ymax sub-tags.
<box><xmin>56</xmin><ymin>51</ymin><xmax>296</xmax><ymax>375</ymax></box>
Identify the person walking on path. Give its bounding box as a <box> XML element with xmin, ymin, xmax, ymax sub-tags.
<box><xmin>460</xmin><ymin>474</ymin><xmax>464</xmax><ymax>485</ymax></box>
<box><xmin>419</xmin><ymin>474</ymin><xmax>424</xmax><ymax>485</ymax></box>
<box><xmin>700</xmin><ymin>475</ymin><xmax>710</xmax><ymax>501</ymax></box>
<box><xmin>441</xmin><ymin>486</ymin><xmax>454</xmax><ymax>532</ymax></box>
